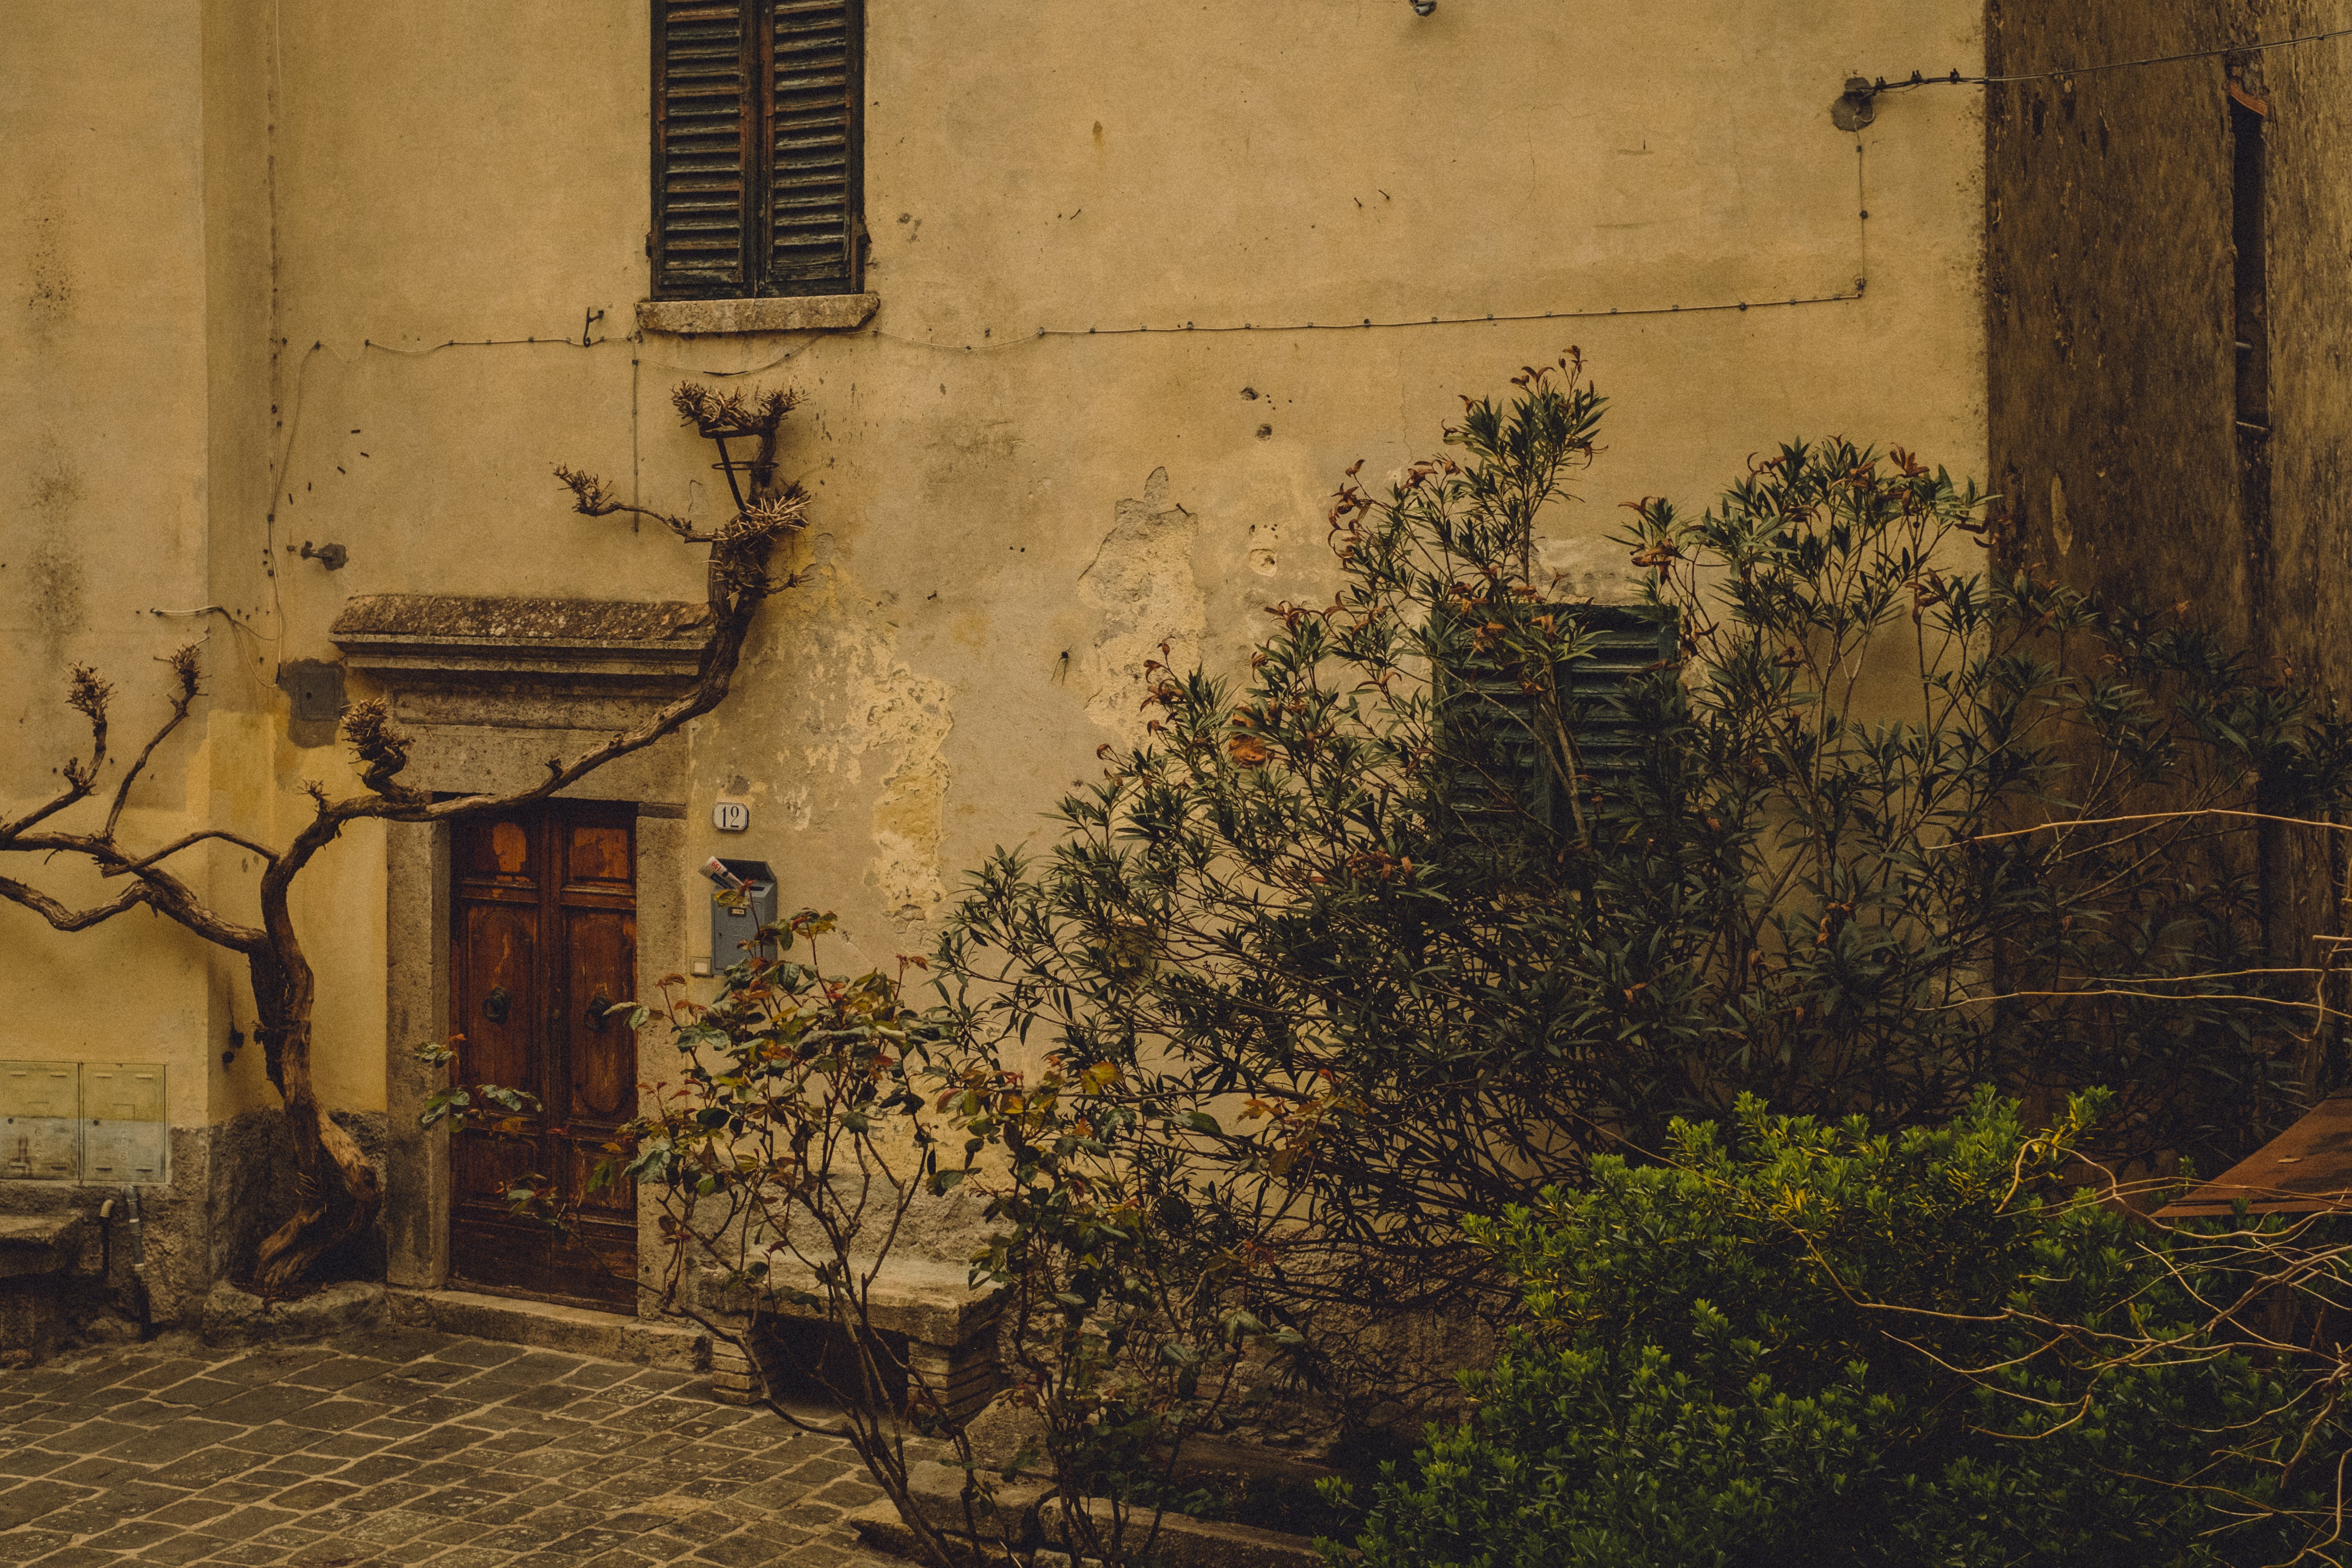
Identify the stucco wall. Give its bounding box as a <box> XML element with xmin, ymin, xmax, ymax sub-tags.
<box><xmin>3</xmin><ymin>0</ymin><xmax>1988</xmax><ymax>1290</ymax></box>
<box><xmin>260</xmin><ymin>0</ymin><xmax>1985</xmax><ymax>961</ymax></box>
<box><xmin>0</xmin><ymin>3</ymin><xmax>226</xmax><ymax>1133</ymax></box>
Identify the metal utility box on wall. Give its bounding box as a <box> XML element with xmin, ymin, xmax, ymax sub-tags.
<box><xmin>82</xmin><ymin>1064</ymin><xmax>169</xmax><ymax>1184</ymax></box>
<box><xmin>0</xmin><ymin>1062</ymin><xmax>168</xmax><ymax>1184</ymax></box>
<box><xmin>710</xmin><ymin>859</ymin><xmax>778</xmax><ymax>966</ymax></box>
<box><xmin>1</xmin><ymin>1062</ymin><xmax>79</xmax><ymax>1181</ymax></box>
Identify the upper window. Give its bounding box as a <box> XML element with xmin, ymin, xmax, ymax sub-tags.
<box><xmin>652</xmin><ymin>1</ymin><xmax>864</xmax><ymax>300</ymax></box>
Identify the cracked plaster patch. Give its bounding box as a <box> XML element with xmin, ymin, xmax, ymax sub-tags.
<box><xmin>779</xmin><ymin>583</ymin><xmax>955</xmax><ymax>943</ymax></box>
<box><xmin>1078</xmin><ymin>467</ymin><xmax>1206</xmax><ymax>744</ymax></box>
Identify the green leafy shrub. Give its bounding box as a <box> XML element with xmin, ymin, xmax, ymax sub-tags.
<box><xmin>942</xmin><ymin>363</ymin><xmax>2352</xmax><ymax>1346</ymax></box>
<box><xmin>1346</xmin><ymin>1090</ymin><xmax>2341</xmax><ymax>1568</ymax></box>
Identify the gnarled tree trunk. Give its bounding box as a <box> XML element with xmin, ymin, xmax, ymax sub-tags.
<box><xmin>0</xmin><ymin>378</ymin><xmax>807</xmax><ymax>1294</ymax></box>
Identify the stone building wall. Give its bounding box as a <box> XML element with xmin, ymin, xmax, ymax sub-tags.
<box><xmin>1988</xmin><ymin>0</ymin><xmax>2352</xmax><ymax>1090</ymax></box>
<box><xmin>3</xmin><ymin>0</ymin><xmax>1989</xmax><ymax>1327</ymax></box>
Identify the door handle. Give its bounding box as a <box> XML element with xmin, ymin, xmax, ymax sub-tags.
<box><xmin>584</xmin><ymin>991</ymin><xmax>615</xmax><ymax>1032</ymax></box>
<box><xmin>482</xmin><ymin>985</ymin><xmax>512</xmax><ymax>1024</ymax></box>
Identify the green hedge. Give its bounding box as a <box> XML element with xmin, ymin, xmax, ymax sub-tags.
<box><xmin>1345</xmin><ymin>1090</ymin><xmax>2334</xmax><ymax>1568</ymax></box>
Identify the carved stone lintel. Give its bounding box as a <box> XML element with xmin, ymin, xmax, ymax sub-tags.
<box><xmin>330</xmin><ymin>595</ymin><xmax>716</xmax><ymax>708</ymax></box>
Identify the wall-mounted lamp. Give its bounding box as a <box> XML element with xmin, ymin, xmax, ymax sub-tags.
<box><xmin>297</xmin><ymin>540</ymin><xmax>349</xmax><ymax>571</ymax></box>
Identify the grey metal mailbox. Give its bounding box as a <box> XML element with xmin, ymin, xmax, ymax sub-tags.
<box><xmin>709</xmin><ymin>858</ymin><xmax>778</xmax><ymax>967</ymax></box>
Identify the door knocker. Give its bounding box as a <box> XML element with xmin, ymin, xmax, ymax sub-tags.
<box><xmin>584</xmin><ymin>991</ymin><xmax>615</xmax><ymax>1032</ymax></box>
<box><xmin>481</xmin><ymin>984</ymin><xmax>511</xmax><ymax>1024</ymax></box>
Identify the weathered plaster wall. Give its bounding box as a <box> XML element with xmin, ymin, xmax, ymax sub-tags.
<box><xmin>0</xmin><ymin>3</ymin><xmax>218</xmax><ymax>1087</ymax></box>
<box><xmin>252</xmin><ymin>0</ymin><xmax>1987</xmax><ymax>965</ymax></box>
<box><xmin>4</xmin><ymin>0</ymin><xmax>1988</xmax><ymax>1296</ymax></box>
<box><xmin>0</xmin><ymin>2</ymin><xmax>377</xmax><ymax>1322</ymax></box>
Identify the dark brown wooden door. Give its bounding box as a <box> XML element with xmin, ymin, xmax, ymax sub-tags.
<box><xmin>449</xmin><ymin>802</ymin><xmax>640</xmax><ymax>1310</ymax></box>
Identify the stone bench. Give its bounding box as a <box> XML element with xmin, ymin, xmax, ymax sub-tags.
<box><xmin>0</xmin><ymin>1213</ymin><xmax>83</xmax><ymax>1358</ymax></box>
<box><xmin>705</xmin><ymin>1253</ymin><xmax>1002</xmax><ymax>1422</ymax></box>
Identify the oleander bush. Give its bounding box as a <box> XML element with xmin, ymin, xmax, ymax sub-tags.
<box><xmin>940</xmin><ymin>360</ymin><xmax>2352</xmax><ymax>1357</ymax></box>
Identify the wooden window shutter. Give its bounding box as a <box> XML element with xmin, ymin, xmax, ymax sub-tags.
<box><xmin>653</xmin><ymin>1</ymin><xmax>754</xmax><ymax>297</ymax></box>
<box><xmin>765</xmin><ymin>0</ymin><xmax>863</xmax><ymax>296</ymax></box>
<box><xmin>652</xmin><ymin>0</ymin><xmax>861</xmax><ymax>300</ymax></box>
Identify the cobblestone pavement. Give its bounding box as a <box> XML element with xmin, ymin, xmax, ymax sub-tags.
<box><xmin>0</xmin><ymin>1326</ymin><xmax>904</xmax><ymax>1567</ymax></box>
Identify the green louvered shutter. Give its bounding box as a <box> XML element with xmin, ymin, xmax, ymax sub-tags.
<box><xmin>1554</xmin><ymin>605</ymin><xmax>1677</xmax><ymax>786</ymax></box>
<box><xmin>765</xmin><ymin>0</ymin><xmax>862</xmax><ymax>295</ymax></box>
<box><xmin>1439</xmin><ymin>604</ymin><xmax>1676</xmax><ymax>830</ymax></box>
<box><xmin>654</xmin><ymin>1</ymin><xmax>753</xmax><ymax>297</ymax></box>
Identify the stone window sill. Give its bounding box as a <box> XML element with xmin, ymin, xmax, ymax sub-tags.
<box><xmin>636</xmin><ymin>294</ymin><xmax>879</xmax><ymax>336</ymax></box>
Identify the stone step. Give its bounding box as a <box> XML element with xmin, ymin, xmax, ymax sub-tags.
<box><xmin>384</xmin><ymin>1285</ymin><xmax>709</xmax><ymax>1371</ymax></box>
<box><xmin>201</xmin><ymin>1279</ymin><xmax>385</xmax><ymax>1348</ymax></box>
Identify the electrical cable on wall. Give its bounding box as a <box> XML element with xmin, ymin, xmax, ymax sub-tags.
<box><xmin>271</xmin><ymin>110</ymin><xmax>1890</xmax><ymax>562</ymax></box>
<box><xmin>1863</xmin><ymin>20</ymin><xmax>2352</xmax><ymax>99</ymax></box>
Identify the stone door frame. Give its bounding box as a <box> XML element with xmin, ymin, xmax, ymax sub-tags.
<box><xmin>336</xmin><ymin>595</ymin><xmax>709</xmax><ymax>1320</ymax></box>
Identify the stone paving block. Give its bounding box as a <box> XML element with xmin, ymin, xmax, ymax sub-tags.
<box><xmin>38</xmin><ymin>1420</ymin><xmax>148</xmax><ymax>1456</ymax></box>
<box><xmin>581</xmin><ymin>1548</ymin><xmax>667</xmax><ymax>1568</ymax></box>
<box><xmin>386</xmin><ymin>1397</ymin><xmax>482</xmax><ymax>1429</ymax></box>
<box><xmin>413</xmin><ymin>1548</ymin><xmax>506</xmax><ymax>1568</ymax></box>
<box><xmin>339</xmin><ymin>1481</ymin><xmax>431</xmax><ymax>1515</ymax></box>
<box><xmin>73</xmin><ymin>1479</ymin><xmax>185</xmax><ymax>1519</ymax></box>
<box><xmin>274</xmin><ymin>1478</ymin><xmax>365</xmax><ymax>1510</ymax></box>
<box><xmin>145</xmin><ymin>1378</ymin><xmax>245</xmax><ymax>1411</ymax></box>
<box><xmin>99</xmin><ymin>1420</ymin><xmax>241</xmax><ymax>1466</ymax></box>
<box><xmin>284</xmin><ymin>1360</ymin><xmax>397</xmax><ymax>1393</ymax></box>
<box><xmin>0</xmin><ymin>1531</ymin><xmax>72</xmax><ymax>1564</ymax></box>
<box><xmin>126</xmin><ymin>1531</ymin><xmax>216</xmax><ymax>1565</ymax></box>
<box><xmin>145</xmin><ymin>1449</ymin><xmax>257</xmax><ymax>1490</ymax></box>
<box><xmin>16</xmin><ymin>1546</ymin><xmax>124</xmax><ymax>1568</ymax></box>
<box><xmin>301</xmin><ymin>1435</ymin><xmax>390</xmax><ymax>1461</ymax></box>
<box><xmin>223</xmin><ymin>1423</ymin><xmax>324</xmax><ymax>1458</ymax></box>
<box><xmin>0</xmin><ymin>1448</ymin><xmax>80</xmax><ymax>1480</ymax></box>
<box><xmin>252</xmin><ymin>1520</ymin><xmax>328</xmax><ymax>1547</ymax></box>
<box><xmin>382</xmin><ymin>1430</ymin><xmax>485</xmax><ymax>1464</ymax></box>
<box><xmin>30</xmin><ymin>1507</ymin><xmax>126</xmax><ymax>1539</ymax></box>
<box><xmin>429</xmin><ymin>1342</ymin><xmax>525</xmax><ymax>1372</ymax></box>
<box><xmin>206</xmin><ymin>1503</ymin><xmax>308</xmax><ymax>1540</ymax></box>
<box><xmin>693</xmin><ymin>1529</ymin><xmax>799</xmax><ymax>1566</ymax></box>
<box><xmin>0</xmin><ymin>1476</ymin><xmax>94</xmax><ymax>1530</ymax></box>
<box><xmin>88</xmin><ymin>1402</ymin><xmax>182</xmax><ymax>1433</ymax></box>
<box><xmin>45</xmin><ymin>1458</ymin><xmax>145</xmax><ymax>1491</ymax></box>
<box><xmin>284</xmin><ymin>1400</ymin><xmax>389</xmax><ymax>1434</ymax></box>
<box><xmin>207</xmin><ymin>1385</ymin><xmax>334</xmax><ymax>1426</ymax></box>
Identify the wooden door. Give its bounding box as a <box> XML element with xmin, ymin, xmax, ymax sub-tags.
<box><xmin>449</xmin><ymin>801</ymin><xmax>641</xmax><ymax>1310</ymax></box>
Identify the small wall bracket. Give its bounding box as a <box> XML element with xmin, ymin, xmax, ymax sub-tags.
<box><xmin>1832</xmin><ymin>77</ymin><xmax>1878</xmax><ymax>132</ymax></box>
